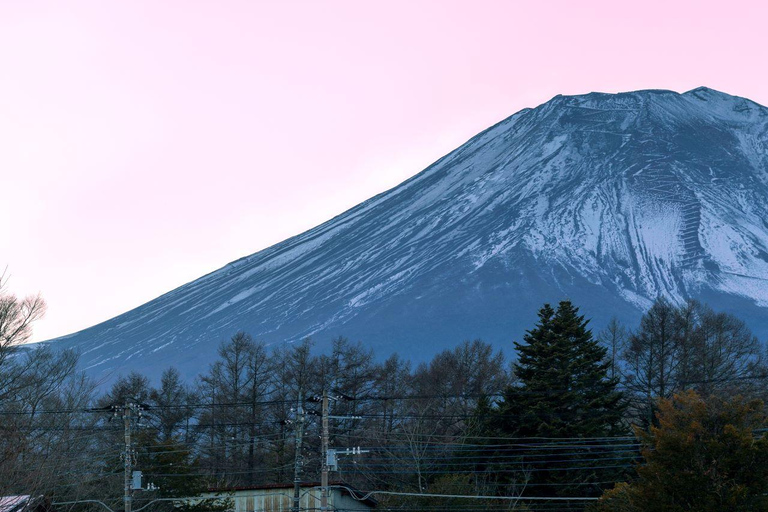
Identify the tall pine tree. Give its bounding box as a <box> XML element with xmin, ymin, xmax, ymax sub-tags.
<box><xmin>490</xmin><ymin>301</ymin><xmax>628</xmax><ymax>500</ymax></box>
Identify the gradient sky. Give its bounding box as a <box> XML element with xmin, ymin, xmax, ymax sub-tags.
<box><xmin>2</xmin><ymin>0</ymin><xmax>767</xmax><ymax>342</ymax></box>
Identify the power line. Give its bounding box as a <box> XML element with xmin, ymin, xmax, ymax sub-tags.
<box><xmin>330</xmin><ymin>484</ymin><xmax>600</xmax><ymax>502</ymax></box>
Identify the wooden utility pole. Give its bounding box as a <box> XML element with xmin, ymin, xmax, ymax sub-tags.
<box><xmin>321</xmin><ymin>390</ymin><xmax>329</xmax><ymax>512</ymax></box>
<box><xmin>123</xmin><ymin>402</ymin><xmax>132</xmax><ymax>512</ymax></box>
<box><xmin>292</xmin><ymin>390</ymin><xmax>304</xmax><ymax>512</ymax></box>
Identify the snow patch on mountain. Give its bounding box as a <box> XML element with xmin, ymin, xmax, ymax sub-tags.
<box><xmin>44</xmin><ymin>87</ymin><xmax>768</xmax><ymax>384</ymax></box>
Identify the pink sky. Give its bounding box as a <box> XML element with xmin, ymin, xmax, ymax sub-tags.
<box><xmin>1</xmin><ymin>0</ymin><xmax>766</xmax><ymax>342</ymax></box>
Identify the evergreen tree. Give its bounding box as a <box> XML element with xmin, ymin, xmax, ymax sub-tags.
<box><xmin>491</xmin><ymin>301</ymin><xmax>628</xmax><ymax>499</ymax></box>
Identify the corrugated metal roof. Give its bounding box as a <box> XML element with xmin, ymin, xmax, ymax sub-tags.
<box><xmin>0</xmin><ymin>496</ymin><xmax>34</xmax><ymax>512</ymax></box>
<box><xmin>205</xmin><ymin>481</ymin><xmax>376</xmax><ymax>508</ymax></box>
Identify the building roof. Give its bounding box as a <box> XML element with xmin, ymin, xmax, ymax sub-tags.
<box><xmin>0</xmin><ymin>497</ymin><xmax>28</xmax><ymax>512</ymax></box>
<box><xmin>0</xmin><ymin>496</ymin><xmax>51</xmax><ymax>512</ymax></box>
<box><xmin>207</xmin><ymin>481</ymin><xmax>376</xmax><ymax>507</ymax></box>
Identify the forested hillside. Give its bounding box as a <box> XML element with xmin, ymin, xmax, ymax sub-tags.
<box><xmin>4</xmin><ymin>276</ymin><xmax>767</xmax><ymax>510</ymax></box>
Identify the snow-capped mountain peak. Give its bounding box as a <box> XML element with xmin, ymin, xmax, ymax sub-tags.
<box><xmin>46</xmin><ymin>87</ymin><xmax>768</xmax><ymax>383</ymax></box>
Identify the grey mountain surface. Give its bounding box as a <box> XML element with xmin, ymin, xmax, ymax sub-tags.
<box><xmin>45</xmin><ymin>87</ymin><xmax>768</xmax><ymax>384</ymax></box>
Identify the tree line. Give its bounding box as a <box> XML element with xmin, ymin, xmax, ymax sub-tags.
<box><xmin>2</xmin><ymin>271</ymin><xmax>768</xmax><ymax>511</ymax></box>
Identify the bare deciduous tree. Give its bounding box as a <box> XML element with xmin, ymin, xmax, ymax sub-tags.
<box><xmin>0</xmin><ymin>272</ymin><xmax>47</xmax><ymax>400</ymax></box>
<box><xmin>622</xmin><ymin>298</ymin><xmax>765</xmax><ymax>428</ymax></box>
<box><xmin>599</xmin><ymin>317</ymin><xmax>628</xmax><ymax>381</ymax></box>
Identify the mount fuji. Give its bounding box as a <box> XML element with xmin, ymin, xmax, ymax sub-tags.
<box><xmin>46</xmin><ymin>87</ymin><xmax>768</xmax><ymax>383</ymax></box>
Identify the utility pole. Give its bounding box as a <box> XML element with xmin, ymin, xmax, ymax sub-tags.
<box><xmin>319</xmin><ymin>392</ymin><xmax>364</xmax><ymax>510</ymax></box>
<box><xmin>210</xmin><ymin>383</ymin><xmax>217</xmax><ymax>476</ymax></box>
<box><xmin>292</xmin><ymin>390</ymin><xmax>305</xmax><ymax>512</ymax></box>
<box><xmin>89</xmin><ymin>401</ymin><xmax>143</xmax><ymax>512</ymax></box>
<box><xmin>320</xmin><ymin>390</ymin><xmax>329</xmax><ymax>512</ymax></box>
<box><xmin>123</xmin><ymin>402</ymin><xmax>133</xmax><ymax>512</ymax></box>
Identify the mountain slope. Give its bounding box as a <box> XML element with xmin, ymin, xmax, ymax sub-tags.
<box><xmin>47</xmin><ymin>87</ymin><xmax>768</xmax><ymax>383</ymax></box>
